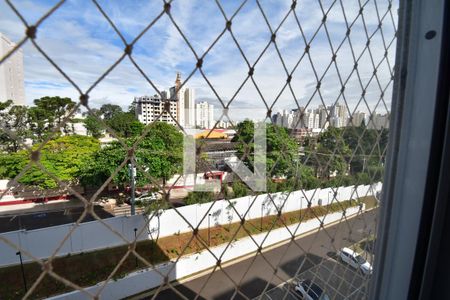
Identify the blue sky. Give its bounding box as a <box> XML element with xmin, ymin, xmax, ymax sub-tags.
<box><xmin>0</xmin><ymin>0</ymin><xmax>397</xmax><ymax>118</ymax></box>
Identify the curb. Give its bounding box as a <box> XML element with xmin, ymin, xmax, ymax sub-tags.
<box><xmin>127</xmin><ymin>207</ymin><xmax>377</xmax><ymax>299</ymax></box>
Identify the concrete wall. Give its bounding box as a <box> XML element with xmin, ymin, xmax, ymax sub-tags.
<box><xmin>147</xmin><ymin>183</ymin><xmax>380</xmax><ymax>237</ymax></box>
<box><xmin>48</xmin><ymin>206</ymin><xmax>362</xmax><ymax>300</ymax></box>
<box><xmin>0</xmin><ymin>183</ymin><xmax>381</xmax><ymax>267</ymax></box>
<box><xmin>0</xmin><ymin>215</ymin><xmax>147</xmax><ymax>267</ymax></box>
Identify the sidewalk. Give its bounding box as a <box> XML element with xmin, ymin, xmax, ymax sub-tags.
<box><xmin>0</xmin><ymin>198</ymin><xmax>84</xmax><ymax>216</ymax></box>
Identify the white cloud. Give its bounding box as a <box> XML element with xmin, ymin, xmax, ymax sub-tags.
<box><xmin>0</xmin><ymin>0</ymin><xmax>398</xmax><ymax>118</ymax></box>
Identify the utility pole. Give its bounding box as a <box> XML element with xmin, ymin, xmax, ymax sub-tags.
<box><xmin>16</xmin><ymin>251</ymin><xmax>27</xmax><ymax>293</ymax></box>
<box><xmin>134</xmin><ymin>228</ymin><xmax>138</xmax><ymax>267</ymax></box>
<box><xmin>208</xmin><ymin>213</ymin><xmax>212</xmax><ymax>246</ymax></box>
<box><xmin>129</xmin><ymin>161</ymin><xmax>136</xmax><ymax>215</ymax></box>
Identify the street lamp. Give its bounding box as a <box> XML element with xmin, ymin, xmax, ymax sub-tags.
<box><xmin>128</xmin><ymin>162</ymin><xmax>136</xmax><ymax>215</ymax></box>
<box><xmin>16</xmin><ymin>251</ymin><xmax>27</xmax><ymax>293</ymax></box>
<box><xmin>260</xmin><ymin>202</ymin><xmax>264</xmax><ymax>232</ymax></box>
<box><xmin>208</xmin><ymin>213</ymin><xmax>212</xmax><ymax>246</ymax></box>
<box><xmin>133</xmin><ymin>228</ymin><xmax>138</xmax><ymax>267</ymax></box>
<box><xmin>300</xmin><ymin>196</ymin><xmax>304</xmax><ymax>220</ymax></box>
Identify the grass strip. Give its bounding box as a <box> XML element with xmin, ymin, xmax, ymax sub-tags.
<box><xmin>0</xmin><ymin>196</ymin><xmax>374</xmax><ymax>299</ymax></box>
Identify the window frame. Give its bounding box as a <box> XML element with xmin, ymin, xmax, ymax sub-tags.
<box><xmin>370</xmin><ymin>0</ymin><xmax>449</xmax><ymax>299</ymax></box>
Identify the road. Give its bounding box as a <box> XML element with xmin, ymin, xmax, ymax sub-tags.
<box><xmin>138</xmin><ymin>209</ymin><xmax>377</xmax><ymax>300</ymax></box>
<box><xmin>0</xmin><ymin>206</ymin><xmax>114</xmax><ymax>233</ymax></box>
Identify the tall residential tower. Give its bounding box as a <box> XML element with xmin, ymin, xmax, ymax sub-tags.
<box><xmin>0</xmin><ymin>32</ymin><xmax>25</xmax><ymax>105</ymax></box>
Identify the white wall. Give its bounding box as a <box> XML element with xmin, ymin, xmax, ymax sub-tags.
<box><xmin>48</xmin><ymin>206</ymin><xmax>362</xmax><ymax>300</ymax></box>
<box><xmin>0</xmin><ymin>215</ymin><xmax>147</xmax><ymax>267</ymax></box>
<box><xmin>147</xmin><ymin>183</ymin><xmax>379</xmax><ymax>237</ymax></box>
<box><xmin>0</xmin><ymin>183</ymin><xmax>381</xmax><ymax>267</ymax></box>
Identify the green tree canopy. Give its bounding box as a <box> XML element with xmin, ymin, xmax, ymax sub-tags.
<box><xmin>0</xmin><ymin>100</ymin><xmax>29</xmax><ymax>152</ymax></box>
<box><xmin>100</xmin><ymin>104</ymin><xmax>123</xmax><ymax>120</ymax></box>
<box><xmin>106</xmin><ymin>112</ymin><xmax>143</xmax><ymax>138</ymax></box>
<box><xmin>311</xmin><ymin>127</ymin><xmax>351</xmax><ymax>178</ymax></box>
<box><xmin>232</xmin><ymin>120</ymin><xmax>298</xmax><ymax>177</ymax></box>
<box><xmin>0</xmin><ymin>135</ymin><xmax>100</xmax><ymax>189</ymax></box>
<box><xmin>79</xmin><ymin>122</ymin><xmax>183</xmax><ymax>188</ymax></box>
<box><xmin>28</xmin><ymin>96</ymin><xmax>77</xmax><ymax>140</ymax></box>
<box><xmin>136</xmin><ymin>122</ymin><xmax>184</xmax><ymax>184</ymax></box>
<box><xmin>83</xmin><ymin>109</ymin><xmax>104</xmax><ymax>138</ymax></box>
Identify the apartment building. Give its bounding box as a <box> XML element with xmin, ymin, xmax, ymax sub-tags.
<box><xmin>0</xmin><ymin>32</ymin><xmax>25</xmax><ymax>105</ymax></box>
<box><xmin>135</xmin><ymin>73</ymin><xmax>196</xmax><ymax>128</ymax></box>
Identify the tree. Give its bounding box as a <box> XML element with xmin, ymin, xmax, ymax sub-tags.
<box><xmin>127</xmin><ymin>102</ymin><xmax>137</xmax><ymax>114</ymax></box>
<box><xmin>28</xmin><ymin>96</ymin><xmax>77</xmax><ymax>140</ymax></box>
<box><xmin>83</xmin><ymin>110</ymin><xmax>103</xmax><ymax>138</ymax></box>
<box><xmin>136</xmin><ymin>122</ymin><xmax>183</xmax><ymax>185</ymax></box>
<box><xmin>79</xmin><ymin>122</ymin><xmax>183</xmax><ymax>188</ymax></box>
<box><xmin>341</xmin><ymin>127</ymin><xmax>387</xmax><ymax>175</ymax></box>
<box><xmin>0</xmin><ymin>135</ymin><xmax>100</xmax><ymax>189</ymax></box>
<box><xmin>100</xmin><ymin>104</ymin><xmax>122</xmax><ymax>120</ymax></box>
<box><xmin>0</xmin><ymin>100</ymin><xmax>29</xmax><ymax>152</ymax></box>
<box><xmin>309</xmin><ymin>127</ymin><xmax>351</xmax><ymax>178</ymax></box>
<box><xmin>107</xmin><ymin>112</ymin><xmax>143</xmax><ymax>138</ymax></box>
<box><xmin>232</xmin><ymin>120</ymin><xmax>298</xmax><ymax>177</ymax></box>
<box><xmin>78</xmin><ymin>141</ymin><xmax>128</xmax><ymax>188</ymax></box>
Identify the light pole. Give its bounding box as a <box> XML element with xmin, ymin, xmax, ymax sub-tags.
<box><xmin>208</xmin><ymin>213</ymin><xmax>212</xmax><ymax>246</ymax></box>
<box><xmin>300</xmin><ymin>196</ymin><xmax>304</xmax><ymax>220</ymax></box>
<box><xmin>133</xmin><ymin>228</ymin><xmax>138</xmax><ymax>267</ymax></box>
<box><xmin>260</xmin><ymin>203</ymin><xmax>265</xmax><ymax>231</ymax></box>
<box><xmin>129</xmin><ymin>161</ymin><xmax>136</xmax><ymax>215</ymax></box>
<box><xmin>16</xmin><ymin>251</ymin><xmax>27</xmax><ymax>293</ymax></box>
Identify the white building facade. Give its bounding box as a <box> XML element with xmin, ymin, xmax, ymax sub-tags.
<box><xmin>351</xmin><ymin>111</ymin><xmax>366</xmax><ymax>127</ymax></box>
<box><xmin>135</xmin><ymin>73</ymin><xmax>196</xmax><ymax>128</ymax></box>
<box><xmin>196</xmin><ymin>101</ymin><xmax>214</xmax><ymax>129</ymax></box>
<box><xmin>368</xmin><ymin>113</ymin><xmax>389</xmax><ymax>130</ymax></box>
<box><xmin>135</xmin><ymin>94</ymin><xmax>178</xmax><ymax>126</ymax></box>
<box><xmin>0</xmin><ymin>32</ymin><xmax>25</xmax><ymax>105</ymax></box>
<box><xmin>184</xmin><ymin>87</ymin><xmax>195</xmax><ymax>128</ymax></box>
<box><xmin>330</xmin><ymin>102</ymin><xmax>348</xmax><ymax>128</ymax></box>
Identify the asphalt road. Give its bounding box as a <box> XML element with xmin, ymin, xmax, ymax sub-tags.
<box><xmin>0</xmin><ymin>206</ymin><xmax>114</xmax><ymax>233</ymax></box>
<box><xmin>263</xmin><ymin>259</ymin><xmax>369</xmax><ymax>300</ymax></box>
<box><xmin>140</xmin><ymin>209</ymin><xmax>377</xmax><ymax>300</ymax></box>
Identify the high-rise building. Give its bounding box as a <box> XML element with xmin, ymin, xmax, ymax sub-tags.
<box><xmin>169</xmin><ymin>73</ymin><xmax>185</xmax><ymax>127</ymax></box>
<box><xmin>282</xmin><ymin>110</ymin><xmax>294</xmax><ymax>128</ymax></box>
<box><xmin>134</xmin><ymin>93</ymin><xmax>178</xmax><ymax>126</ymax></box>
<box><xmin>291</xmin><ymin>108</ymin><xmax>321</xmax><ymax>130</ymax></box>
<box><xmin>318</xmin><ymin>105</ymin><xmax>330</xmax><ymax>129</ymax></box>
<box><xmin>330</xmin><ymin>102</ymin><xmax>348</xmax><ymax>128</ymax></box>
<box><xmin>367</xmin><ymin>113</ymin><xmax>389</xmax><ymax>130</ymax></box>
<box><xmin>0</xmin><ymin>32</ymin><xmax>25</xmax><ymax>105</ymax></box>
<box><xmin>272</xmin><ymin>112</ymin><xmax>283</xmax><ymax>127</ymax></box>
<box><xmin>351</xmin><ymin>111</ymin><xmax>366</xmax><ymax>127</ymax></box>
<box><xmin>168</xmin><ymin>73</ymin><xmax>196</xmax><ymax>128</ymax></box>
<box><xmin>184</xmin><ymin>87</ymin><xmax>195</xmax><ymax>128</ymax></box>
<box><xmin>196</xmin><ymin>101</ymin><xmax>214</xmax><ymax>129</ymax></box>
<box><xmin>136</xmin><ymin>73</ymin><xmax>196</xmax><ymax>128</ymax></box>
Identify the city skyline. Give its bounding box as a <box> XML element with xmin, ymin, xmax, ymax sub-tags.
<box><xmin>272</xmin><ymin>102</ymin><xmax>389</xmax><ymax>131</ymax></box>
<box><xmin>0</xmin><ymin>1</ymin><xmax>395</xmax><ymax>114</ymax></box>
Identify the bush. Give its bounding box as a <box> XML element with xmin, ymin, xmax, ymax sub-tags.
<box><xmin>184</xmin><ymin>191</ymin><xmax>215</xmax><ymax>205</ymax></box>
<box><xmin>231</xmin><ymin>181</ymin><xmax>252</xmax><ymax>198</ymax></box>
<box><xmin>143</xmin><ymin>200</ymin><xmax>170</xmax><ymax>214</ymax></box>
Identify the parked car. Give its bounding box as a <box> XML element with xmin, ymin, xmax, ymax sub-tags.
<box><xmin>293</xmin><ymin>279</ymin><xmax>330</xmax><ymax>300</ymax></box>
<box><xmin>137</xmin><ymin>192</ymin><xmax>159</xmax><ymax>202</ymax></box>
<box><xmin>126</xmin><ymin>192</ymin><xmax>159</xmax><ymax>204</ymax></box>
<box><xmin>338</xmin><ymin>247</ymin><xmax>373</xmax><ymax>275</ymax></box>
